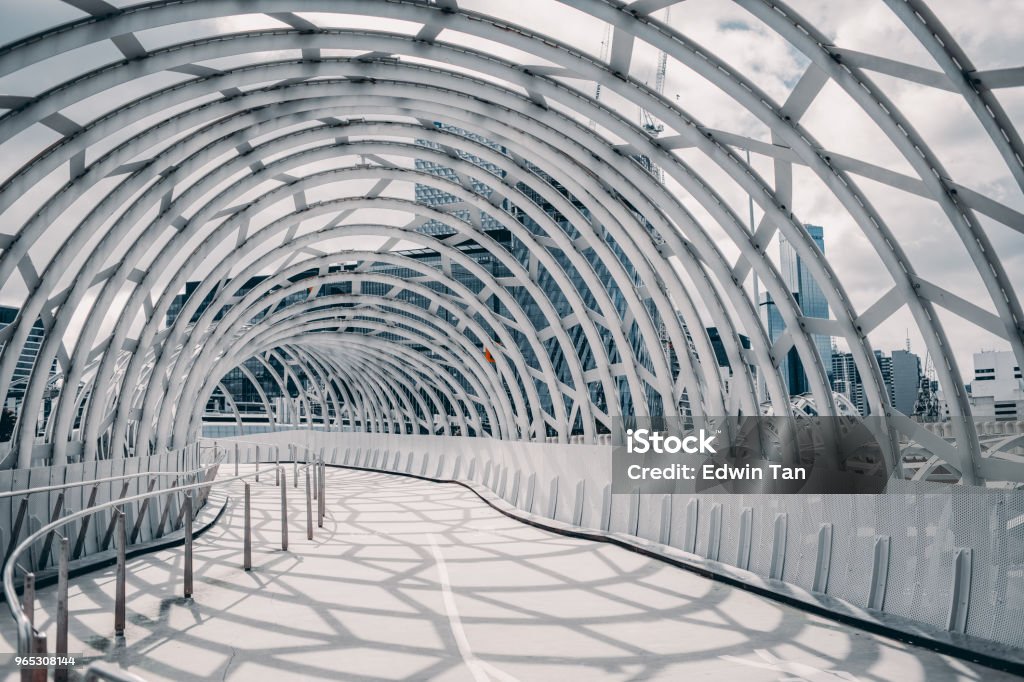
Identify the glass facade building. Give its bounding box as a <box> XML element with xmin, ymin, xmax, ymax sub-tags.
<box><xmin>890</xmin><ymin>349</ymin><xmax>922</xmax><ymax>416</ymax></box>
<box><xmin>766</xmin><ymin>224</ymin><xmax>831</xmax><ymax>397</ymax></box>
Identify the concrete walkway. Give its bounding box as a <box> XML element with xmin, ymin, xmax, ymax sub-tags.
<box><xmin>0</xmin><ymin>467</ymin><xmax>1014</xmax><ymax>681</ymax></box>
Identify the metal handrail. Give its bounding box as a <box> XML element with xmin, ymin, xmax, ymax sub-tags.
<box><xmin>0</xmin><ymin>443</ymin><xmax>220</xmax><ymax>501</ymax></box>
<box><xmin>1</xmin><ymin>450</ymin><xmax>225</xmax><ymax>571</ymax></box>
<box><xmin>4</xmin><ymin>441</ymin><xmax>326</xmax><ymax>681</ymax></box>
<box><xmin>0</xmin><ymin>469</ymin><xmax>213</xmax><ymax>501</ymax></box>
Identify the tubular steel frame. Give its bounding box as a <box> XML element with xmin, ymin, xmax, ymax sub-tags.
<box><xmin>0</xmin><ymin>1</ymin><xmax>1021</xmax><ymax>484</ymax></box>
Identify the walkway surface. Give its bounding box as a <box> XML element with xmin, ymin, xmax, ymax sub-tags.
<box><xmin>0</xmin><ymin>466</ymin><xmax>1015</xmax><ymax>681</ymax></box>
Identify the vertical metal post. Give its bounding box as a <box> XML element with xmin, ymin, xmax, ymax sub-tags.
<box><xmin>115</xmin><ymin>510</ymin><xmax>126</xmax><ymax>637</ymax></box>
<box><xmin>812</xmin><ymin>523</ymin><xmax>833</xmax><ymax>593</ymax></box>
<box><xmin>769</xmin><ymin>513</ymin><xmax>788</xmax><ymax>581</ymax></box>
<box><xmin>707</xmin><ymin>504</ymin><xmax>723</xmax><ymax>562</ymax></box>
<box><xmin>318</xmin><ymin>460</ymin><xmax>323</xmax><ymax>522</ymax></box>
<box><xmin>29</xmin><ymin>630</ymin><xmax>46</xmax><ymax>682</ymax></box>
<box><xmin>275</xmin><ymin>447</ymin><xmax>280</xmax><ymax>487</ymax></box>
<box><xmin>22</xmin><ymin>572</ymin><xmax>34</xmax><ymax>628</ymax></box>
<box><xmin>868</xmin><ymin>535</ymin><xmax>891</xmax><ymax>611</ymax></box>
<box><xmin>315</xmin><ymin>456</ymin><xmax>323</xmax><ymax>524</ymax></box>
<box><xmin>683</xmin><ymin>498</ymin><xmax>699</xmax><ymax>554</ymax></box>
<box><xmin>947</xmin><ymin>547</ymin><xmax>973</xmax><ymax>633</ymax></box>
<box><xmin>184</xmin><ymin>492</ymin><xmax>194</xmax><ymax>598</ymax></box>
<box><xmin>736</xmin><ymin>507</ymin><xmax>753</xmax><ymax>571</ymax></box>
<box><xmin>255</xmin><ymin>445</ymin><xmax>260</xmax><ymax>483</ymax></box>
<box><xmin>658</xmin><ymin>494</ymin><xmax>672</xmax><ymax>546</ymax></box>
<box><xmin>55</xmin><ymin>536</ymin><xmax>69</xmax><ymax>682</ymax></box>
<box><xmin>234</xmin><ymin>443</ymin><xmax>239</xmax><ymax>476</ymax></box>
<box><xmin>280</xmin><ymin>468</ymin><xmax>288</xmax><ymax>551</ymax></box>
<box><xmin>243</xmin><ymin>483</ymin><xmax>251</xmax><ymax>571</ymax></box>
<box><xmin>312</xmin><ymin>457</ymin><xmax>318</xmax><ymax>501</ymax></box>
<box><xmin>293</xmin><ymin>449</ymin><xmax>298</xmax><ymax>488</ymax></box>
<box><xmin>305</xmin><ymin>466</ymin><xmax>313</xmax><ymax>540</ymax></box>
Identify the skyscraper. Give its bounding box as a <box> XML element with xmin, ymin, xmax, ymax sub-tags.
<box><xmin>765</xmin><ymin>224</ymin><xmax>832</xmax><ymax>397</ymax></box>
<box><xmin>890</xmin><ymin>349</ymin><xmax>922</xmax><ymax>416</ymax></box>
<box><xmin>830</xmin><ymin>347</ymin><xmax>923</xmax><ymax>417</ymax></box>
<box><xmin>762</xmin><ymin>292</ymin><xmax>808</xmax><ymax>396</ymax></box>
<box><xmin>831</xmin><ymin>350</ymin><xmax>866</xmax><ymax>415</ymax></box>
<box><xmin>782</xmin><ymin>225</ymin><xmax>832</xmax><ymax>380</ymax></box>
<box><xmin>874</xmin><ymin>350</ymin><xmax>894</xmax><ymax>407</ymax></box>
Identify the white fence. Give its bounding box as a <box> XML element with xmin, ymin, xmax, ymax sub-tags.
<box><xmin>208</xmin><ymin>431</ymin><xmax>1024</xmax><ymax>655</ymax></box>
<box><xmin>0</xmin><ymin>445</ymin><xmax>207</xmax><ymax>572</ymax></box>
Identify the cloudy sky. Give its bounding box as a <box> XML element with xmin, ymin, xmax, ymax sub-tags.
<box><xmin>0</xmin><ymin>0</ymin><xmax>1020</xmax><ymax>388</ymax></box>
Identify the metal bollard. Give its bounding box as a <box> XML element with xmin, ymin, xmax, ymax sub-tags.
<box><xmin>184</xmin><ymin>492</ymin><xmax>194</xmax><ymax>598</ymax></box>
<box><xmin>275</xmin><ymin>447</ymin><xmax>280</xmax><ymax>487</ymax></box>
<box><xmin>280</xmin><ymin>467</ymin><xmax>288</xmax><ymax>551</ymax></box>
<box><xmin>243</xmin><ymin>483</ymin><xmax>252</xmax><ymax>571</ymax></box>
<box><xmin>115</xmin><ymin>509</ymin><xmax>126</xmax><ymax>637</ymax></box>
<box><xmin>293</xmin><ymin>451</ymin><xmax>298</xmax><ymax>488</ymax></box>
<box><xmin>56</xmin><ymin>537</ymin><xmax>69</xmax><ymax>682</ymax></box>
<box><xmin>255</xmin><ymin>446</ymin><xmax>260</xmax><ymax>483</ymax></box>
<box><xmin>312</xmin><ymin>458</ymin><xmax>318</xmax><ymax>501</ymax></box>
<box><xmin>305</xmin><ymin>466</ymin><xmax>313</xmax><ymax>540</ymax></box>
<box><xmin>234</xmin><ymin>443</ymin><xmax>239</xmax><ymax>476</ymax></box>
<box><xmin>22</xmin><ymin>572</ymin><xmax>34</xmax><ymax>628</ymax></box>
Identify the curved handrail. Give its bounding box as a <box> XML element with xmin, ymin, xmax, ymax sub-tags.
<box><xmin>0</xmin><ymin>468</ymin><xmax>215</xmax><ymax>501</ymax></box>
<box><xmin>0</xmin><ymin>449</ymin><xmax>226</xmax><ymax>571</ymax></box>
<box><xmin>0</xmin><ymin>442</ymin><xmax>222</xmax><ymax>500</ymax></box>
<box><xmin>3</xmin><ymin>441</ymin><xmax>321</xmax><ymax>662</ymax></box>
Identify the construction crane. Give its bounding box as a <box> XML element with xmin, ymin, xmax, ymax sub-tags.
<box><xmin>590</xmin><ymin>23</ymin><xmax>613</xmax><ymax>129</ymax></box>
<box><xmin>638</xmin><ymin>6</ymin><xmax>671</xmax><ymax>183</ymax></box>
<box><xmin>592</xmin><ymin>9</ymin><xmax>671</xmax><ymax>182</ymax></box>
<box><xmin>639</xmin><ymin>9</ymin><xmax>670</xmax><ymax>135</ymax></box>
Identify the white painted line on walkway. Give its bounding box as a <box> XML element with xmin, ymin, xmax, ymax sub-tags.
<box><xmin>428</xmin><ymin>533</ymin><xmax>521</xmax><ymax>682</ymax></box>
